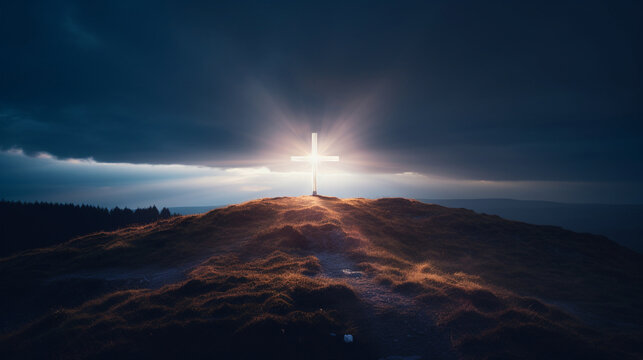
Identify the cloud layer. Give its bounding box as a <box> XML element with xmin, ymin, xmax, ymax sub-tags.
<box><xmin>2</xmin><ymin>149</ymin><xmax>640</xmax><ymax>207</ymax></box>
<box><xmin>1</xmin><ymin>1</ymin><xmax>642</xmax><ymax>203</ymax></box>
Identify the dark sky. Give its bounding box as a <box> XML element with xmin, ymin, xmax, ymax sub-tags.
<box><xmin>1</xmin><ymin>0</ymin><xmax>642</xmax><ymax>203</ymax></box>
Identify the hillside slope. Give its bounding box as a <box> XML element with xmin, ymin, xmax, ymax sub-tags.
<box><xmin>1</xmin><ymin>196</ymin><xmax>642</xmax><ymax>359</ymax></box>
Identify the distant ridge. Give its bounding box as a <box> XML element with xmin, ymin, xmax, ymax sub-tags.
<box><xmin>169</xmin><ymin>205</ymin><xmax>225</xmax><ymax>215</ymax></box>
<box><xmin>420</xmin><ymin>198</ymin><xmax>643</xmax><ymax>253</ymax></box>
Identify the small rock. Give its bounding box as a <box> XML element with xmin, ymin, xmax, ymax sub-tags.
<box><xmin>344</xmin><ymin>334</ymin><xmax>353</xmax><ymax>343</ymax></box>
<box><xmin>341</xmin><ymin>269</ymin><xmax>363</xmax><ymax>277</ymax></box>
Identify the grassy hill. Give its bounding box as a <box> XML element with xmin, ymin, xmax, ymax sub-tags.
<box><xmin>1</xmin><ymin>196</ymin><xmax>641</xmax><ymax>359</ymax></box>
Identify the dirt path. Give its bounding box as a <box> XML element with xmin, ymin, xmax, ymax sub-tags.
<box><xmin>314</xmin><ymin>252</ymin><xmax>456</xmax><ymax>360</ymax></box>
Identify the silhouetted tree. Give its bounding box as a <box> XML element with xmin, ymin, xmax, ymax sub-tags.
<box><xmin>160</xmin><ymin>207</ymin><xmax>171</xmax><ymax>219</ymax></box>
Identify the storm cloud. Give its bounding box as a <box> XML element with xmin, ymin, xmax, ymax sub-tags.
<box><xmin>1</xmin><ymin>1</ymin><xmax>642</xmax><ymax>202</ymax></box>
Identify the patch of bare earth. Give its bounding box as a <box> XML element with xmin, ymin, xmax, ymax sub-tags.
<box><xmin>315</xmin><ymin>251</ymin><xmax>456</xmax><ymax>359</ymax></box>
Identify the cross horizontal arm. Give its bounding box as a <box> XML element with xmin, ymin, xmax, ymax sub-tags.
<box><xmin>319</xmin><ymin>156</ymin><xmax>339</xmax><ymax>162</ymax></box>
<box><xmin>290</xmin><ymin>156</ymin><xmax>311</xmax><ymax>162</ymax></box>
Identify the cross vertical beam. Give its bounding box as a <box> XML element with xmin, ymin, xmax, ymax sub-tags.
<box><xmin>312</xmin><ymin>133</ymin><xmax>317</xmax><ymax>195</ymax></box>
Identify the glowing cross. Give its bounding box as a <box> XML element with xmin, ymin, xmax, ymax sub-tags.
<box><xmin>291</xmin><ymin>133</ymin><xmax>339</xmax><ymax>196</ymax></box>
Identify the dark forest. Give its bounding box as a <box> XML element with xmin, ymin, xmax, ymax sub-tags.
<box><xmin>0</xmin><ymin>201</ymin><xmax>175</xmax><ymax>257</ymax></box>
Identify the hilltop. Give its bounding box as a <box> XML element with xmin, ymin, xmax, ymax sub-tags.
<box><xmin>1</xmin><ymin>196</ymin><xmax>642</xmax><ymax>359</ymax></box>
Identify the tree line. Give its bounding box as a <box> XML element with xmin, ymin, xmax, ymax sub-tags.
<box><xmin>0</xmin><ymin>200</ymin><xmax>176</xmax><ymax>258</ymax></box>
